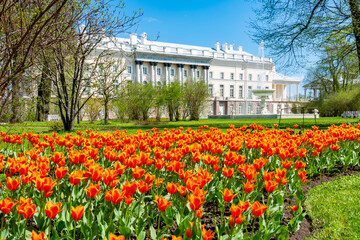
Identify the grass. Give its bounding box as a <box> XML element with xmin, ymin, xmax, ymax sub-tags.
<box><xmin>305</xmin><ymin>174</ymin><xmax>360</xmax><ymax>240</ymax></box>
<box><xmin>0</xmin><ymin>117</ymin><xmax>358</xmax><ymax>135</ymax></box>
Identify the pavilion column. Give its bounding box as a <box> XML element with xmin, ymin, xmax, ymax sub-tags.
<box><xmin>288</xmin><ymin>84</ymin><xmax>292</xmax><ymax>101</ymax></box>
<box><xmin>150</xmin><ymin>62</ymin><xmax>156</xmax><ymax>86</ymax></box>
<box><xmin>296</xmin><ymin>84</ymin><xmax>299</xmax><ymax>101</ymax></box>
<box><xmin>203</xmin><ymin>66</ymin><xmax>209</xmax><ymax>85</ymax></box>
<box><xmin>178</xmin><ymin>64</ymin><xmax>184</xmax><ymax>85</ymax></box>
<box><xmin>190</xmin><ymin>65</ymin><xmax>197</xmax><ymax>80</ymax></box>
<box><xmin>164</xmin><ymin>63</ymin><xmax>171</xmax><ymax>85</ymax></box>
<box><xmin>135</xmin><ymin>60</ymin><xmax>142</xmax><ymax>83</ymax></box>
<box><xmin>281</xmin><ymin>84</ymin><xmax>285</xmax><ymax>101</ymax></box>
<box><xmin>139</xmin><ymin>61</ymin><xmax>143</xmax><ymax>84</ymax></box>
<box><xmin>273</xmin><ymin>83</ymin><xmax>276</xmax><ymax>100</ymax></box>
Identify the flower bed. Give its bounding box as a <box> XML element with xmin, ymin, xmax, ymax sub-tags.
<box><xmin>0</xmin><ymin>123</ymin><xmax>359</xmax><ymax>240</ymax></box>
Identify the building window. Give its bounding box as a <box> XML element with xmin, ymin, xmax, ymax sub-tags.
<box><xmin>127</xmin><ymin>65</ymin><xmax>132</xmax><ymax>74</ymax></box>
<box><xmin>249</xmin><ymin>74</ymin><xmax>252</xmax><ymax>81</ymax></box>
<box><xmin>171</xmin><ymin>68</ymin><xmax>175</xmax><ymax>76</ymax></box>
<box><xmin>184</xmin><ymin>69</ymin><xmax>188</xmax><ymax>77</ymax></box>
<box><xmin>220</xmin><ymin>72</ymin><xmax>224</xmax><ymax>79</ymax></box>
<box><xmin>220</xmin><ymin>85</ymin><xmax>224</xmax><ymax>98</ymax></box>
<box><xmin>266</xmin><ymin>75</ymin><xmax>269</xmax><ymax>81</ymax></box>
<box><xmin>248</xmin><ymin>86</ymin><xmax>252</xmax><ymax>99</ymax></box>
<box><xmin>247</xmin><ymin>104</ymin><xmax>252</xmax><ymax>114</ymax></box>
<box><xmin>257</xmin><ymin>74</ymin><xmax>261</xmax><ymax>81</ymax></box>
<box><xmin>256</xmin><ymin>104</ymin><xmax>261</xmax><ymax>114</ymax></box>
<box><xmin>230</xmin><ymin>104</ymin><xmax>234</xmax><ymax>115</ymax></box>
<box><xmin>238</xmin><ymin>105</ymin><xmax>243</xmax><ymax>114</ymax></box>
<box><xmin>143</xmin><ymin>66</ymin><xmax>148</xmax><ymax>75</ymax></box>
<box><xmin>196</xmin><ymin>70</ymin><xmax>200</xmax><ymax>78</ymax></box>
<box><xmin>230</xmin><ymin>73</ymin><xmax>234</xmax><ymax>80</ymax></box>
<box><xmin>209</xmin><ymin>72</ymin><xmax>213</xmax><ymax>78</ymax></box>
<box><xmin>209</xmin><ymin>84</ymin><xmax>213</xmax><ymax>97</ymax></box>
<box><xmin>230</xmin><ymin>85</ymin><xmax>234</xmax><ymax>98</ymax></box>
<box><xmin>239</xmin><ymin>86</ymin><xmax>243</xmax><ymax>98</ymax></box>
<box><xmin>157</xmin><ymin>67</ymin><xmax>161</xmax><ymax>76</ymax></box>
<box><xmin>239</xmin><ymin>73</ymin><xmax>243</xmax><ymax>80</ymax></box>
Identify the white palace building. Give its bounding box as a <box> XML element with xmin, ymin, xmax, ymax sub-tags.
<box><xmin>99</xmin><ymin>33</ymin><xmax>302</xmax><ymax>117</ymax></box>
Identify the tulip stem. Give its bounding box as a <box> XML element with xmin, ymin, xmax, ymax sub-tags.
<box><xmin>157</xmin><ymin>213</ymin><xmax>161</xmax><ymax>234</ymax></box>
<box><xmin>48</xmin><ymin>219</ymin><xmax>51</xmax><ymax>239</ymax></box>
<box><xmin>0</xmin><ymin>216</ymin><xmax>3</xmax><ymax>234</ymax></box>
<box><xmin>73</xmin><ymin>221</ymin><xmax>76</xmax><ymax>240</ymax></box>
<box><xmin>137</xmin><ymin>194</ymin><xmax>143</xmax><ymax>225</ymax></box>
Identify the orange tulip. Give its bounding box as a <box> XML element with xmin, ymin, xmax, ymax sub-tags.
<box><xmin>185</xmin><ymin>221</ymin><xmax>194</xmax><ymax>238</ymax></box>
<box><xmin>221</xmin><ymin>188</ymin><xmax>238</xmax><ymax>203</ymax></box>
<box><xmin>71</xmin><ymin>205</ymin><xmax>84</xmax><ymax>221</ymax></box>
<box><xmin>201</xmin><ymin>225</ymin><xmax>215</xmax><ymax>240</ymax></box>
<box><xmin>110</xmin><ymin>188</ymin><xmax>125</xmax><ymax>205</ymax></box>
<box><xmin>17</xmin><ymin>199</ymin><xmax>37</xmax><ymax>219</ymax></box>
<box><xmin>235</xmin><ymin>215</ymin><xmax>246</xmax><ymax>224</ymax></box>
<box><xmin>55</xmin><ymin>166</ymin><xmax>68</xmax><ymax>179</ymax></box>
<box><xmin>6</xmin><ymin>177</ymin><xmax>21</xmax><ymax>191</ymax></box>
<box><xmin>108</xmin><ymin>233</ymin><xmax>125</xmax><ymax>240</ymax></box>
<box><xmin>44</xmin><ymin>201</ymin><xmax>63</xmax><ymax>219</ymax></box>
<box><xmin>264</xmin><ymin>180</ymin><xmax>278</xmax><ymax>193</ymax></box>
<box><xmin>69</xmin><ymin>170</ymin><xmax>84</xmax><ymax>186</ymax></box>
<box><xmin>0</xmin><ymin>197</ymin><xmax>16</xmax><ymax>214</ymax></box>
<box><xmin>282</xmin><ymin>160</ymin><xmax>293</xmax><ymax>169</ymax></box>
<box><xmin>196</xmin><ymin>209</ymin><xmax>203</xmax><ymax>218</ymax></box>
<box><xmin>243</xmin><ymin>180</ymin><xmax>256</xmax><ymax>193</ymax></box>
<box><xmin>85</xmin><ymin>183</ymin><xmax>101</xmax><ymax>199</ymax></box>
<box><xmin>31</xmin><ymin>230</ymin><xmax>47</xmax><ymax>240</ymax></box>
<box><xmin>154</xmin><ymin>195</ymin><xmax>171</xmax><ymax>212</ymax></box>
<box><xmin>166</xmin><ymin>182</ymin><xmax>177</xmax><ymax>195</ymax></box>
<box><xmin>295</xmin><ymin>161</ymin><xmax>306</xmax><ymax>169</ymax></box>
<box><xmin>222</xmin><ymin>167</ymin><xmax>235</xmax><ymax>178</ymax></box>
<box><xmin>252</xmin><ymin>201</ymin><xmax>267</xmax><ymax>217</ymax></box>
<box><xmin>132</xmin><ymin>167</ymin><xmax>145</xmax><ymax>180</ymax></box>
<box><xmin>137</xmin><ymin>180</ymin><xmax>152</xmax><ymax>193</ymax></box>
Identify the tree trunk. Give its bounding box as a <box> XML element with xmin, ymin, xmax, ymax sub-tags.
<box><xmin>168</xmin><ymin>105</ymin><xmax>173</xmax><ymax>121</ymax></box>
<box><xmin>349</xmin><ymin>0</ymin><xmax>360</xmax><ymax>72</ymax></box>
<box><xmin>104</xmin><ymin>99</ymin><xmax>109</xmax><ymax>124</ymax></box>
<box><xmin>36</xmin><ymin>64</ymin><xmax>51</xmax><ymax>121</ymax></box>
<box><xmin>10</xmin><ymin>77</ymin><xmax>20</xmax><ymax>123</ymax></box>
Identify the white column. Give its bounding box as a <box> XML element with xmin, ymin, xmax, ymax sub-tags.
<box><xmin>191</xmin><ymin>66</ymin><xmax>195</xmax><ymax>79</ymax></box>
<box><xmin>150</xmin><ymin>64</ymin><xmax>155</xmax><ymax>86</ymax></box>
<box><xmin>288</xmin><ymin>84</ymin><xmax>292</xmax><ymax>101</ymax></box>
<box><xmin>136</xmin><ymin>62</ymin><xmax>140</xmax><ymax>83</ymax></box>
<box><xmin>139</xmin><ymin>62</ymin><xmax>143</xmax><ymax>84</ymax></box>
<box><xmin>281</xmin><ymin>84</ymin><xmax>285</xmax><ymax>101</ymax></box>
<box><xmin>296</xmin><ymin>84</ymin><xmax>299</xmax><ymax>101</ymax></box>
<box><xmin>273</xmin><ymin>83</ymin><xmax>276</xmax><ymax>100</ymax></box>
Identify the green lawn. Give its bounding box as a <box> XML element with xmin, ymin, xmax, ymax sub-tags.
<box><xmin>305</xmin><ymin>174</ymin><xmax>360</xmax><ymax>240</ymax></box>
<box><xmin>0</xmin><ymin>117</ymin><xmax>358</xmax><ymax>135</ymax></box>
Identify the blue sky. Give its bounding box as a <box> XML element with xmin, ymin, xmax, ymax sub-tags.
<box><xmin>120</xmin><ymin>0</ymin><xmax>306</xmax><ymax>92</ymax></box>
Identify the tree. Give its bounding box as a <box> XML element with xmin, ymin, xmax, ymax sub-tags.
<box><xmin>83</xmin><ymin>97</ymin><xmax>102</xmax><ymax>124</ymax></box>
<box><xmin>252</xmin><ymin>0</ymin><xmax>360</xmax><ymax>71</ymax></box>
<box><xmin>163</xmin><ymin>80</ymin><xmax>183</xmax><ymax>121</ymax></box>
<box><xmin>0</xmin><ymin>0</ymin><xmax>69</xmax><ymax>120</ymax></box>
<box><xmin>36</xmin><ymin>0</ymin><xmax>141</xmax><ymax>131</ymax></box>
<box><xmin>182</xmin><ymin>80</ymin><xmax>210</xmax><ymax>121</ymax></box>
<box><xmin>92</xmin><ymin>56</ymin><xmax>126</xmax><ymax>124</ymax></box>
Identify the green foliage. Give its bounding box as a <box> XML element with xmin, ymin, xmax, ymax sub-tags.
<box><xmin>309</xmin><ymin>84</ymin><xmax>360</xmax><ymax>116</ymax></box>
<box><xmin>305</xmin><ymin>174</ymin><xmax>360</xmax><ymax>240</ymax></box>
<box><xmin>182</xmin><ymin>80</ymin><xmax>210</xmax><ymax>120</ymax></box>
<box><xmin>163</xmin><ymin>80</ymin><xmax>183</xmax><ymax>121</ymax></box>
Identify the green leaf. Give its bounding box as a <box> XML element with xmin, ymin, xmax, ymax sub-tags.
<box><xmin>150</xmin><ymin>225</ymin><xmax>157</xmax><ymax>240</ymax></box>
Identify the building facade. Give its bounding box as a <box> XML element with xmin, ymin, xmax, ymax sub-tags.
<box><xmin>98</xmin><ymin>32</ymin><xmax>301</xmax><ymax>116</ymax></box>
